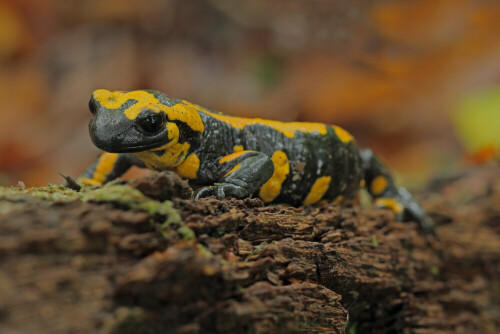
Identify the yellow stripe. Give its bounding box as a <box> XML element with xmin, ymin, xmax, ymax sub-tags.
<box><xmin>259</xmin><ymin>151</ymin><xmax>290</xmax><ymax>203</ymax></box>
<box><xmin>169</xmin><ymin>102</ymin><xmax>205</xmax><ymax>132</ymax></box>
<box><xmin>135</xmin><ymin>123</ymin><xmax>191</xmax><ymax>169</ymax></box>
<box><xmin>224</xmin><ymin>163</ymin><xmax>241</xmax><ymax>178</ymax></box>
<box><xmin>304</xmin><ymin>176</ymin><xmax>332</xmax><ymax>205</ymax></box>
<box><xmin>136</xmin><ymin>142</ymin><xmax>190</xmax><ymax>169</ymax></box>
<box><xmin>183</xmin><ymin>100</ymin><xmax>327</xmax><ymax>138</ymax></box>
<box><xmin>77</xmin><ymin>177</ymin><xmax>102</xmax><ymax>186</ymax></box>
<box><xmin>92</xmin><ymin>153</ymin><xmax>119</xmax><ymax>184</ymax></box>
<box><xmin>219</xmin><ymin>150</ymin><xmax>254</xmax><ymax>164</ymax></box>
<box><xmin>92</xmin><ymin>89</ymin><xmax>205</xmax><ymax>132</ymax></box>
<box><xmin>176</xmin><ymin>153</ymin><xmax>200</xmax><ymax>179</ymax></box>
<box><xmin>332</xmin><ymin>125</ymin><xmax>354</xmax><ymax>143</ymax></box>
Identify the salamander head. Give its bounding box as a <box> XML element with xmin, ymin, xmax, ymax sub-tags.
<box><xmin>88</xmin><ymin>89</ymin><xmax>179</xmax><ymax>153</ymax></box>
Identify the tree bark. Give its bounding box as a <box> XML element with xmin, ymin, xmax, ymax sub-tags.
<box><xmin>0</xmin><ymin>165</ymin><xmax>499</xmax><ymax>333</ymax></box>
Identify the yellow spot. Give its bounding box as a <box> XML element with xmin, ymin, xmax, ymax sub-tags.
<box><xmin>233</xmin><ymin>145</ymin><xmax>244</xmax><ymax>153</ymax></box>
<box><xmin>135</xmin><ymin>123</ymin><xmax>191</xmax><ymax>169</ymax></box>
<box><xmin>334</xmin><ymin>195</ymin><xmax>344</xmax><ymax>204</ymax></box>
<box><xmin>360</xmin><ymin>179</ymin><xmax>366</xmax><ymax>188</ymax></box>
<box><xmin>219</xmin><ymin>150</ymin><xmax>253</xmax><ymax>164</ymax></box>
<box><xmin>224</xmin><ymin>163</ymin><xmax>241</xmax><ymax>178</ymax></box>
<box><xmin>176</xmin><ymin>153</ymin><xmax>200</xmax><ymax>179</ymax></box>
<box><xmin>332</xmin><ymin>125</ymin><xmax>354</xmax><ymax>143</ymax></box>
<box><xmin>77</xmin><ymin>177</ymin><xmax>102</xmax><ymax>186</ymax></box>
<box><xmin>371</xmin><ymin>176</ymin><xmax>388</xmax><ymax>196</ymax></box>
<box><xmin>304</xmin><ymin>176</ymin><xmax>332</xmax><ymax>205</ymax></box>
<box><xmin>93</xmin><ymin>89</ymin><xmax>160</xmax><ymax>119</ymax></box>
<box><xmin>259</xmin><ymin>151</ymin><xmax>290</xmax><ymax>203</ymax></box>
<box><xmin>166</xmin><ymin>122</ymin><xmax>180</xmax><ymax>142</ymax></box>
<box><xmin>92</xmin><ymin>152</ymin><xmax>119</xmax><ymax>184</ymax></box>
<box><xmin>136</xmin><ymin>142</ymin><xmax>190</xmax><ymax>170</ymax></box>
<box><xmin>92</xmin><ymin>89</ymin><xmax>204</xmax><ymax>132</ymax></box>
<box><xmin>374</xmin><ymin>198</ymin><xmax>404</xmax><ymax>214</ymax></box>
<box><xmin>169</xmin><ymin>103</ymin><xmax>205</xmax><ymax>132</ymax></box>
<box><xmin>183</xmin><ymin>100</ymin><xmax>327</xmax><ymax>138</ymax></box>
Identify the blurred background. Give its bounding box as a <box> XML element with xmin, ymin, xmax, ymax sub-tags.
<box><xmin>0</xmin><ymin>0</ymin><xmax>499</xmax><ymax>187</ymax></box>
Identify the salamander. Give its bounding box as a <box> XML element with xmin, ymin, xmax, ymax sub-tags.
<box><xmin>78</xmin><ymin>89</ymin><xmax>434</xmax><ymax>233</ymax></box>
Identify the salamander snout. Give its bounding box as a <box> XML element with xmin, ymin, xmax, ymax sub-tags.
<box><xmin>89</xmin><ymin>108</ymin><xmax>169</xmax><ymax>153</ymax></box>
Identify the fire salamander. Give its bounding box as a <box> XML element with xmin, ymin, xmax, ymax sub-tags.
<box><xmin>78</xmin><ymin>89</ymin><xmax>434</xmax><ymax>233</ymax></box>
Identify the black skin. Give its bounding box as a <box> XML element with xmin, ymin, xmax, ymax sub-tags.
<box><xmin>191</xmin><ymin>114</ymin><xmax>363</xmax><ymax>205</ymax></box>
<box><xmin>79</xmin><ymin>90</ymin><xmax>434</xmax><ymax>234</ymax></box>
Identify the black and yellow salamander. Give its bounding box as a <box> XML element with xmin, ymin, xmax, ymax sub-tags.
<box><xmin>78</xmin><ymin>89</ymin><xmax>434</xmax><ymax>233</ymax></box>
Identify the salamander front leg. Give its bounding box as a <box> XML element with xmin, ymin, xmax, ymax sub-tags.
<box><xmin>77</xmin><ymin>152</ymin><xmax>145</xmax><ymax>186</ymax></box>
<box><xmin>194</xmin><ymin>151</ymin><xmax>274</xmax><ymax>200</ymax></box>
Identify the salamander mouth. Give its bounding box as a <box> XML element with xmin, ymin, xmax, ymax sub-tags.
<box><xmin>125</xmin><ymin>136</ymin><xmax>174</xmax><ymax>153</ymax></box>
<box><xmin>106</xmin><ymin>141</ymin><xmax>167</xmax><ymax>153</ymax></box>
<box><xmin>91</xmin><ymin>132</ymin><xmax>171</xmax><ymax>153</ymax></box>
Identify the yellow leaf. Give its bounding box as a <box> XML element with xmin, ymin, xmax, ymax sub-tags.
<box><xmin>453</xmin><ymin>87</ymin><xmax>500</xmax><ymax>153</ymax></box>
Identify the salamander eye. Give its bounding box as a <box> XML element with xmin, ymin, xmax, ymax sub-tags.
<box><xmin>137</xmin><ymin>110</ymin><xmax>165</xmax><ymax>133</ymax></box>
<box><xmin>89</xmin><ymin>98</ymin><xmax>98</xmax><ymax>115</ymax></box>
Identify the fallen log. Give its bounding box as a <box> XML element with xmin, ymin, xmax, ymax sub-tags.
<box><xmin>0</xmin><ymin>165</ymin><xmax>499</xmax><ymax>333</ymax></box>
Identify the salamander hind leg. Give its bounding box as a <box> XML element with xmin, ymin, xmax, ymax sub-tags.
<box><xmin>360</xmin><ymin>149</ymin><xmax>435</xmax><ymax>234</ymax></box>
<box><xmin>194</xmin><ymin>151</ymin><xmax>274</xmax><ymax>200</ymax></box>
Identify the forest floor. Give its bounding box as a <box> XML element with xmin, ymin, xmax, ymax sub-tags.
<box><xmin>0</xmin><ymin>164</ymin><xmax>499</xmax><ymax>333</ymax></box>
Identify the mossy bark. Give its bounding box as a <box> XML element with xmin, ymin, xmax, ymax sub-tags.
<box><xmin>0</xmin><ymin>166</ymin><xmax>499</xmax><ymax>333</ymax></box>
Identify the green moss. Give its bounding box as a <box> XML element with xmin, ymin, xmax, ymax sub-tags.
<box><xmin>347</xmin><ymin>322</ymin><xmax>357</xmax><ymax>334</ymax></box>
<box><xmin>83</xmin><ymin>185</ymin><xmax>190</xmax><ymax>241</ymax></box>
<box><xmin>216</xmin><ymin>226</ymin><xmax>226</xmax><ymax>236</ymax></box>
<box><xmin>253</xmin><ymin>242</ymin><xmax>268</xmax><ymax>253</ymax></box>
<box><xmin>370</xmin><ymin>234</ymin><xmax>378</xmax><ymax>247</ymax></box>
<box><xmin>82</xmin><ymin>185</ymin><xmax>146</xmax><ymax>206</ymax></box>
<box><xmin>0</xmin><ymin>184</ymin><xmax>81</xmax><ymax>202</ymax></box>
<box><xmin>178</xmin><ymin>225</ymin><xmax>195</xmax><ymax>241</ymax></box>
<box><xmin>196</xmin><ymin>244</ymin><xmax>212</xmax><ymax>257</ymax></box>
<box><xmin>430</xmin><ymin>265</ymin><xmax>440</xmax><ymax>276</ymax></box>
<box><xmin>1</xmin><ymin>182</ymin><xmax>190</xmax><ymax>242</ymax></box>
<box><xmin>83</xmin><ymin>184</ymin><xmax>180</xmax><ymax>215</ymax></box>
<box><xmin>244</xmin><ymin>242</ymin><xmax>268</xmax><ymax>262</ymax></box>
